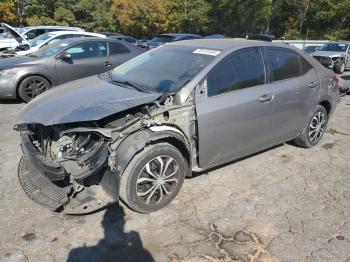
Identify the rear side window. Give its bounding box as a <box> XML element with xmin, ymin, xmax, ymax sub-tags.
<box><xmin>208</xmin><ymin>48</ymin><xmax>265</xmax><ymax>97</ymax></box>
<box><xmin>109</xmin><ymin>42</ymin><xmax>130</xmax><ymax>55</ymax></box>
<box><xmin>266</xmin><ymin>49</ymin><xmax>302</xmax><ymax>81</ymax></box>
<box><xmin>299</xmin><ymin>56</ymin><xmax>313</xmax><ymax>74</ymax></box>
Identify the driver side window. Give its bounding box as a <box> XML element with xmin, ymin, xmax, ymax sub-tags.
<box><xmin>65</xmin><ymin>41</ymin><xmax>107</xmax><ymax>60</ymax></box>
<box><xmin>207</xmin><ymin>47</ymin><xmax>265</xmax><ymax>97</ymax></box>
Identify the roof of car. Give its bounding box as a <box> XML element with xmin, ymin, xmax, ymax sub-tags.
<box><xmin>23</xmin><ymin>26</ymin><xmax>83</xmax><ymax>30</ymax></box>
<box><xmin>44</xmin><ymin>31</ymin><xmax>105</xmax><ymax>37</ymax></box>
<box><xmin>333</xmin><ymin>40</ymin><xmax>350</xmax><ymax>44</ymax></box>
<box><xmin>161</xmin><ymin>33</ymin><xmax>202</xmax><ymax>37</ymax></box>
<box><xmin>168</xmin><ymin>38</ymin><xmax>283</xmax><ymax>50</ymax></box>
<box><xmin>53</xmin><ymin>37</ymin><xmax>136</xmax><ymax>45</ymax></box>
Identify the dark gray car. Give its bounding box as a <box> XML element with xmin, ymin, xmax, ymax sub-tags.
<box><xmin>0</xmin><ymin>38</ymin><xmax>144</xmax><ymax>102</ymax></box>
<box><xmin>14</xmin><ymin>39</ymin><xmax>340</xmax><ymax>214</ymax></box>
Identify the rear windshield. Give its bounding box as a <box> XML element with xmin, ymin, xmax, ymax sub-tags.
<box><xmin>319</xmin><ymin>43</ymin><xmax>348</xmax><ymax>52</ymax></box>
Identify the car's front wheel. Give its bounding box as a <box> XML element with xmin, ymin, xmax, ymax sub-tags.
<box><xmin>294</xmin><ymin>105</ymin><xmax>328</xmax><ymax>148</ymax></box>
<box><xmin>18</xmin><ymin>75</ymin><xmax>51</xmax><ymax>102</ymax></box>
<box><xmin>119</xmin><ymin>142</ymin><xmax>186</xmax><ymax>213</ymax></box>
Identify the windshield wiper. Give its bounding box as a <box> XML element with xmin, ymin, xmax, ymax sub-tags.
<box><xmin>110</xmin><ymin>79</ymin><xmax>150</xmax><ymax>93</ymax></box>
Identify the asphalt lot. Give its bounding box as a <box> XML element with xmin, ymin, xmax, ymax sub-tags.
<box><xmin>0</xmin><ymin>73</ymin><xmax>350</xmax><ymax>262</ymax></box>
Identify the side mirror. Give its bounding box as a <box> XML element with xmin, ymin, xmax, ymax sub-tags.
<box><xmin>59</xmin><ymin>52</ymin><xmax>72</xmax><ymax>61</ymax></box>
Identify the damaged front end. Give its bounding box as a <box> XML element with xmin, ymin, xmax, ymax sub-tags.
<box><xmin>17</xmin><ymin>124</ymin><xmax>117</xmax><ymax>214</ymax></box>
<box><xmin>15</xmin><ymin>92</ymin><xmax>196</xmax><ymax>214</ymax></box>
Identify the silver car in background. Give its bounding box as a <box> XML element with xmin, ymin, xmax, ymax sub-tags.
<box><xmin>313</xmin><ymin>41</ymin><xmax>350</xmax><ymax>74</ymax></box>
<box><xmin>0</xmin><ymin>37</ymin><xmax>144</xmax><ymax>102</ymax></box>
<box><xmin>14</xmin><ymin>39</ymin><xmax>339</xmax><ymax>214</ymax></box>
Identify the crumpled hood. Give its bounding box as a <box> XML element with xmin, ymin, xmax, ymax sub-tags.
<box><xmin>17</xmin><ymin>76</ymin><xmax>161</xmax><ymax>126</ymax></box>
<box><xmin>313</xmin><ymin>50</ymin><xmax>345</xmax><ymax>58</ymax></box>
<box><xmin>0</xmin><ymin>56</ymin><xmax>39</xmax><ymax>70</ymax></box>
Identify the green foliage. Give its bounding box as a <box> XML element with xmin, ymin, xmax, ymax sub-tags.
<box><xmin>1</xmin><ymin>0</ymin><xmax>349</xmax><ymax>40</ymax></box>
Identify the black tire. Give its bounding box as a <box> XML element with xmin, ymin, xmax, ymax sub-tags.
<box><xmin>18</xmin><ymin>75</ymin><xmax>51</xmax><ymax>102</ymax></box>
<box><xmin>119</xmin><ymin>143</ymin><xmax>186</xmax><ymax>213</ymax></box>
<box><xmin>294</xmin><ymin>105</ymin><xmax>328</xmax><ymax>148</ymax></box>
<box><xmin>334</xmin><ymin>60</ymin><xmax>345</xmax><ymax>74</ymax></box>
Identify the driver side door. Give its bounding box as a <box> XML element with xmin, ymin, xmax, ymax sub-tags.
<box><xmin>54</xmin><ymin>41</ymin><xmax>110</xmax><ymax>85</ymax></box>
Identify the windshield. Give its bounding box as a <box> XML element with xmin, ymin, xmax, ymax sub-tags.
<box><xmin>319</xmin><ymin>43</ymin><xmax>349</xmax><ymax>52</ymax></box>
<box><xmin>29</xmin><ymin>41</ymin><xmax>70</xmax><ymax>58</ymax></box>
<box><xmin>30</xmin><ymin>33</ymin><xmax>55</xmax><ymax>47</ymax></box>
<box><xmin>111</xmin><ymin>45</ymin><xmax>216</xmax><ymax>93</ymax></box>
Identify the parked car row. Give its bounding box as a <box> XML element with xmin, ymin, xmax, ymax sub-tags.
<box><xmin>1</xmin><ymin>31</ymin><xmax>106</xmax><ymax>58</ymax></box>
<box><xmin>0</xmin><ymin>23</ymin><xmax>84</xmax><ymax>51</ymax></box>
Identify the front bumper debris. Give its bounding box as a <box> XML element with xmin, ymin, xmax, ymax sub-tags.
<box><xmin>18</xmin><ymin>133</ymin><xmax>119</xmax><ymax>214</ymax></box>
<box><xmin>18</xmin><ymin>156</ymin><xmax>71</xmax><ymax>211</ymax></box>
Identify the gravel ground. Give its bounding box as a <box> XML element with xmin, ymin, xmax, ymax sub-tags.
<box><xmin>0</xmin><ymin>74</ymin><xmax>350</xmax><ymax>262</ymax></box>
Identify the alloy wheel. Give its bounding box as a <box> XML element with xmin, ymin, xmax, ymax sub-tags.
<box><xmin>308</xmin><ymin>112</ymin><xmax>326</xmax><ymax>143</ymax></box>
<box><xmin>136</xmin><ymin>155</ymin><xmax>180</xmax><ymax>205</ymax></box>
<box><xmin>24</xmin><ymin>79</ymin><xmax>48</xmax><ymax>99</ymax></box>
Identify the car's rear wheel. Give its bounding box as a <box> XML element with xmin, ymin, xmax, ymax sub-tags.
<box><xmin>18</xmin><ymin>76</ymin><xmax>51</xmax><ymax>102</ymax></box>
<box><xmin>294</xmin><ymin>105</ymin><xmax>328</xmax><ymax>148</ymax></box>
<box><xmin>334</xmin><ymin>60</ymin><xmax>345</xmax><ymax>74</ymax></box>
<box><xmin>119</xmin><ymin>143</ymin><xmax>186</xmax><ymax>213</ymax></box>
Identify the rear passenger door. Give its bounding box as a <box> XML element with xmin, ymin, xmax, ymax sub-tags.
<box><xmin>264</xmin><ymin>48</ymin><xmax>320</xmax><ymax>142</ymax></box>
<box><xmin>55</xmin><ymin>41</ymin><xmax>109</xmax><ymax>85</ymax></box>
<box><xmin>196</xmin><ymin>47</ymin><xmax>274</xmax><ymax>168</ymax></box>
<box><xmin>107</xmin><ymin>41</ymin><xmax>136</xmax><ymax>68</ymax></box>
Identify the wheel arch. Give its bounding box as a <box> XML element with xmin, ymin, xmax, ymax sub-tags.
<box><xmin>318</xmin><ymin>99</ymin><xmax>332</xmax><ymax>116</ymax></box>
<box><xmin>112</xmin><ymin>128</ymin><xmax>192</xmax><ymax>180</ymax></box>
<box><xmin>16</xmin><ymin>74</ymin><xmax>53</xmax><ymax>99</ymax></box>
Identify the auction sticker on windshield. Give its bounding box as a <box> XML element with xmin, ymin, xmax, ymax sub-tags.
<box><xmin>193</xmin><ymin>49</ymin><xmax>221</xmax><ymax>56</ymax></box>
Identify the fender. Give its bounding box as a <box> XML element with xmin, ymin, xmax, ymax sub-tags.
<box><xmin>111</xmin><ymin>127</ymin><xmax>192</xmax><ymax>179</ymax></box>
<box><xmin>302</xmin><ymin>95</ymin><xmax>333</xmax><ymax>130</ymax></box>
<box><xmin>16</xmin><ymin>73</ymin><xmax>54</xmax><ymax>90</ymax></box>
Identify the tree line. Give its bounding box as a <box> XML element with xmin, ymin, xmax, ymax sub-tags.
<box><xmin>1</xmin><ymin>0</ymin><xmax>349</xmax><ymax>40</ymax></box>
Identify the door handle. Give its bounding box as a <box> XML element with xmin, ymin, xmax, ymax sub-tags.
<box><xmin>307</xmin><ymin>81</ymin><xmax>318</xmax><ymax>88</ymax></box>
<box><xmin>105</xmin><ymin>61</ymin><xmax>112</xmax><ymax>67</ymax></box>
<box><xmin>258</xmin><ymin>94</ymin><xmax>274</xmax><ymax>103</ymax></box>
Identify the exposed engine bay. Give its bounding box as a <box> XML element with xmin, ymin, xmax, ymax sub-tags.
<box><xmin>16</xmin><ymin>94</ymin><xmax>197</xmax><ymax>214</ymax></box>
